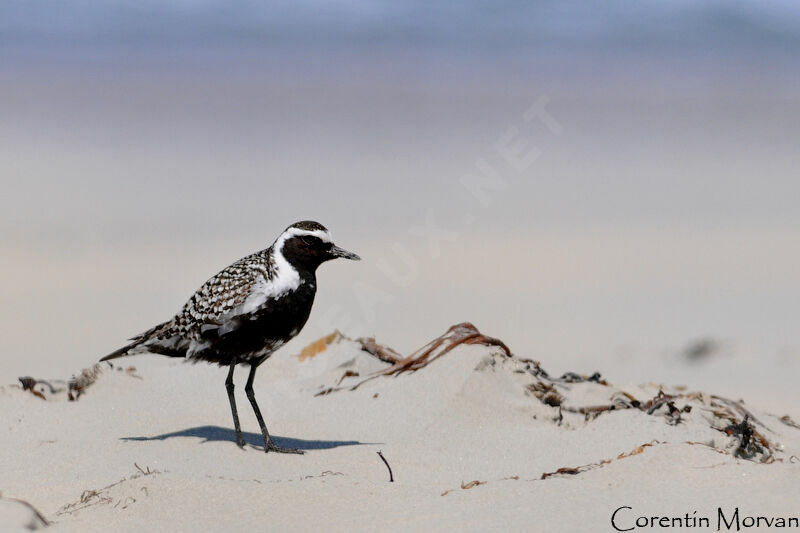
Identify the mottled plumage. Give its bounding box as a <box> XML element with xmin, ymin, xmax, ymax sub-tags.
<box><xmin>101</xmin><ymin>221</ymin><xmax>360</xmax><ymax>453</ymax></box>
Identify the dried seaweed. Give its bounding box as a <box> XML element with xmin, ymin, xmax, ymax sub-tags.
<box><xmin>440</xmin><ymin>480</ymin><xmax>487</xmax><ymax>496</ymax></box>
<box><xmin>516</xmin><ymin>358</ymin><xmax>550</xmax><ymax>378</ymax></box>
<box><xmin>336</xmin><ymin>370</ymin><xmax>360</xmax><ymax>386</ymax></box>
<box><xmin>440</xmin><ymin>475</ymin><xmax>516</xmax><ymax>496</ymax></box>
<box><xmin>540</xmin><ymin>467</ymin><xmax>584</xmax><ymax>479</ymax></box>
<box><xmin>57</xmin><ymin>464</ymin><xmax>162</xmax><ymax>516</ymax></box>
<box><xmin>511</xmin><ymin>356</ymin><xmax>778</xmax><ymax>462</ymax></box>
<box><xmin>541</xmin><ymin>441</ymin><xmax>662</xmax><ymax>480</ymax></box>
<box><xmin>18</xmin><ymin>377</ymin><xmax>48</xmax><ymax>400</ymax></box>
<box><xmin>68</xmin><ymin>365</ymin><xmax>105</xmax><ymax>400</ymax></box>
<box><xmin>526</xmin><ymin>381</ymin><xmax>563</xmax><ymax>407</ymax></box>
<box><xmin>722</xmin><ymin>415</ymin><xmax>772</xmax><ymax>461</ymax></box>
<box><xmin>558</xmin><ymin>372</ymin><xmax>607</xmax><ymax>385</ymax></box>
<box><xmin>319</xmin><ymin>322</ymin><xmax>513</xmax><ymax>394</ymax></box>
<box><xmin>710</xmin><ymin>395</ymin><xmax>768</xmax><ymax>431</ymax></box>
<box><xmin>368</xmin><ymin>322</ymin><xmax>511</xmax><ymax>377</ymax></box>
<box><xmin>17</xmin><ymin>363</ymin><xmax>129</xmax><ymax>401</ymax></box>
<box><xmin>356</xmin><ymin>337</ymin><xmax>404</xmax><ymax>364</ymax></box>
<box><xmin>779</xmin><ymin>415</ymin><xmax>800</xmax><ymax>430</ymax></box>
<box><xmin>617</xmin><ymin>440</ymin><xmax>661</xmax><ymax>459</ymax></box>
<box><xmin>301</xmin><ymin>323</ymin><xmax>784</xmax><ymax>465</ymax></box>
<box><xmin>298</xmin><ymin>331</ymin><xmax>341</xmax><ymax>362</ymax></box>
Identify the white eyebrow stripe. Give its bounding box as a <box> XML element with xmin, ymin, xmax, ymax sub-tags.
<box><xmin>276</xmin><ymin>227</ymin><xmax>332</xmax><ymax>245</ymax></box>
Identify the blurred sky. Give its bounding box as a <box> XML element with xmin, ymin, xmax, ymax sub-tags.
<box><xmin>1</xmin><ymin>1</ymin><xmax>799</xmax><ymax>385</ymax></box>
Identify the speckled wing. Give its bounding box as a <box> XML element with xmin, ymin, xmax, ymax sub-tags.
<box><xmin>172</xmin><ymin>250</ymin><xmax>274</xmax><ymax>340</ymax></box>
<box><xmin>101</xmin><ymin>250</ymin><xmax>274</xmax><ymax>361</ymax></box>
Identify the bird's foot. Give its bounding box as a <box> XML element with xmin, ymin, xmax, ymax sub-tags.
<box><xmin>265</xmin><ymin>440</ymin><xmax>304</xmax><ymax>455</ymax></box>
<box><xmin>235</xmin><ymin>432</ymin><xmax>246</xmax><ymax>449</ymax></box>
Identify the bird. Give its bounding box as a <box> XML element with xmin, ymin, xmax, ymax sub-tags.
<box><xmin>100</xmin><ymin>221</ymin><xmax>360</xmax><ymax>454</ymax></box>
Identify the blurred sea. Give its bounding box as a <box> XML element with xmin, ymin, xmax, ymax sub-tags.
<box><xmin>1</xmin><ymin>2</ymin><xmax>798</xmax><ymax>407</ymax></box>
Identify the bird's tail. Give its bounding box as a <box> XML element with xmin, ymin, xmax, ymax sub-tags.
<box><xmin>100</xmin><ymin>320</ymin><xmax>171</xmax><ymax>362</ymax></box>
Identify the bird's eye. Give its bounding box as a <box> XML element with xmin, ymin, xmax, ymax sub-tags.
<box><xmin>301</xmin><ymin>236</ymin><xmax>317</xmax><ymax>246</ymax></box>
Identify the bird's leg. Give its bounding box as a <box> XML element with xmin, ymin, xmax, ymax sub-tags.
<box><xmin>245</xmin><ymin>364</ymin><xmax>304</xmax><ymax>454</ymax></box>
<box><xmin>225</xmin><ymin>363</ymin><xmax>246</xmax><ymax>448</ymax></box>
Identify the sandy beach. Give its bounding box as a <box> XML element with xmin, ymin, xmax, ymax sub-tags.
<box><xmin>2</xmin><ymin>323</ymin><xmax>798</xmax><ymax>531</ymax></box>
<box><xmin>3</xmin><ymin>2</ymin><xmax>800</xmax><ymax>531</ymax></box>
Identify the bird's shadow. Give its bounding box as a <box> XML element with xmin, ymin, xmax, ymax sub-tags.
<box><xmin>122</xmin><ymin>425</ymin><xmax>370</xmax><ymax>451</ymax></box>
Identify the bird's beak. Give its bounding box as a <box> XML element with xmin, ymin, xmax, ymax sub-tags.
<box><xmin>329</xmin><ymin>245</ymin><xmax>361</xmax><ymax>261</ymax></box>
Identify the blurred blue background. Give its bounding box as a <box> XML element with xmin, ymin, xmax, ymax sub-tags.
<box><xmin>1</xmin><ymin>1</ymin><xmax>799</xmax><ymax>394</ymax></box>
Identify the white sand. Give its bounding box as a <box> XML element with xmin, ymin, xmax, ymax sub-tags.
<box><xmin>2</xmin><ymin>325</ymin><xmax>798</xmax><ymax>532</ymax></box>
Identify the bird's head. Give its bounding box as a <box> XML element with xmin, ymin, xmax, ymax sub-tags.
<box><xmin>274</xmin><ymin>221</ymin><xmax>360</xmax><ymax>271</ymax></box>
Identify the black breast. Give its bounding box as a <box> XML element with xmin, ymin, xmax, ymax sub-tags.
<box><xmin>191</xmin><ymin>274</ymin><xmax>318</xmax><ymax>365</ymax></box>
